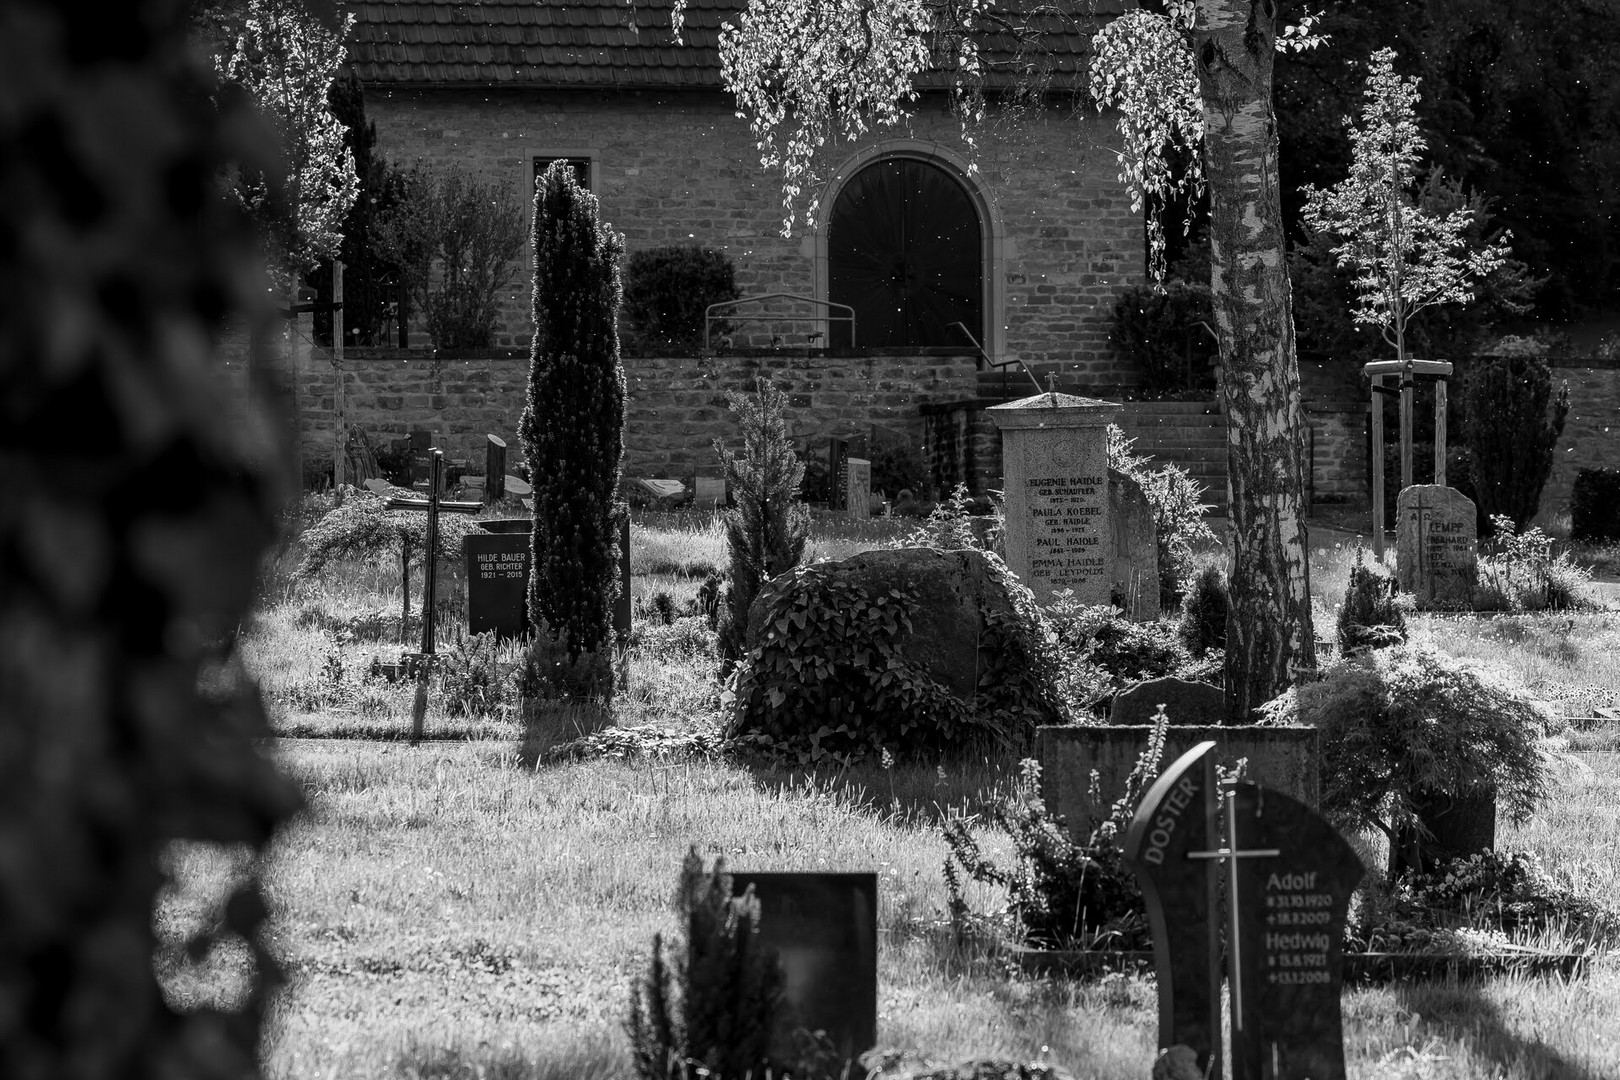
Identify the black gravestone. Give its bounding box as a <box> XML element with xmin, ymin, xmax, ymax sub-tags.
<box><xmin>1121</xmin><ymin>743</ymin><xmax>1223</xmax><ymax>1077</ymax></box>
<box><xmin>828</xmin><ymin>438</ymin><xmax>849</xmax><ymax>510</ymax></box>
<box><xmin>728</xmin><ymin>872</ymin><xmax>878</xmax><ymax>1078</ymax></box>
<box><xmin>465</xmin><ymin>527</ymin><xmax>530</xmax><ymax>639</ymax></box>
<box><xmin>1231</xmin><ymin>784</ymin><xmax>1364</xmax><ymax>1080</ymax></box>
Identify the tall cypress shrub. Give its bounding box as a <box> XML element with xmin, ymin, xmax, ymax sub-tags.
<box><xmin>715</xmin><ymin>378</ymin><xmax>810</xmax><ymax>668</ymax></box>
<box><xmin>521</xmin><ymin>160</ymin><xmax>626</xmax><ymax>673</ymax></box>
<box><xmin>1463</xmin><ymin>355</ymin><xmax>1570</xmax><ymax>532</ymax></box>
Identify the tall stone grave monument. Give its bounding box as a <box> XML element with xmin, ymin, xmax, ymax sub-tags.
<box><xmin>1124</xmin><ymin>742</ymin><xmax>1364</xmax><ymax>1080</ymax></box>
<box><xmin>1396</xmin><ymin>484</ymin><xmax>1478</xmax><ymax>608</ymax></box>
<box><xmin>989</xmin><ymin>392</ymin><xmax>1118</xmax><ymax>607</ymax></box>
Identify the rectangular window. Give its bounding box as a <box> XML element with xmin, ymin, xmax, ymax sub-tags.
<box><xmin>533</xmin><ymin>156</ymin><xmax>591</xmax><ymax>192</ymax></box>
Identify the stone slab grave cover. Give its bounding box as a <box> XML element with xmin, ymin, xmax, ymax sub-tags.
<box><xmin>845</xmin><ymin>457</ymin><xmax>872</xmax><ymax>519</ymax></box>
<box><xmin>1038</xmin><ymin>722</ymin><xmax>1319</xmax><ymax>842</ymax></box>
<box><xmin>1124</xmin><ymin>742</ymin><xmax>1364</xmax><ymax>1080</ymax></box>
<box><xmin>466</xmin><ymin>521</ymin><xmax>531</xmax><ymax>639</ymax></box>
<box><xmin>989</xmin><ymin>391</ymin><xmax>1118</xmax><ymax>608</ymax></box>
<box><xmin>725</xmin><ymin>872</ymin><xmax>877</xmax><ymax>1076</ymax></box>
<box><xmin>1396</xmin><ymin>484</ymin><xmax>1478</xmax><ymax>608</ymax></box>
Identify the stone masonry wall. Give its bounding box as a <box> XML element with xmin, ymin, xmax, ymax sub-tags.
<box><xmin>364</xmin><ymin>88</ymin><xmax>1144</xmax><ymax>378</ymax></box>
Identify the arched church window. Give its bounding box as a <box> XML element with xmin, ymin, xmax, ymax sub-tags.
<box><xmin>828</xmin><ymin>156</ymin><xmax>983</xmax><ymax>349</ymax></box>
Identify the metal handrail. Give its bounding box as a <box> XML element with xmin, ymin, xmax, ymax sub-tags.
<box><xmin>704</xmin><ymin>293</ymin><xmax>856</xmax><ymax>351</ymax></box>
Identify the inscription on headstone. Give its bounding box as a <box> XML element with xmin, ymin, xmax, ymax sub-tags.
<box><xmin>845</xmin><ymin>457</ymin><xmax>872</xmax><ymax>520</ymax></box>
<box><xmin>1123</xmin><ymin>742</ymin><xmax>1364</xmax><ymax>1080</ymax></box>
<box><xmin>989</xmin><ymin>392</ymin><xmax>1119</xmax><ymax>607</ymax></box>
<box><xmin>726</xmin><ymin>872</ymin><xmax>878</xmax><ymax>1078</ymax></box>
<box><xmin>465</xmin><ymin>527</ymin><xmax>530</xmax><ymax>639</ymax></box>
<box><xmin>1396</xmin><ymin>485</ymin><xmax>1477</xmax><ymax>608</ymax></box>
<box><xmin>828</xmin><ymin>438</ymin><xmax>849</xmax><ymax>509</ymax></box>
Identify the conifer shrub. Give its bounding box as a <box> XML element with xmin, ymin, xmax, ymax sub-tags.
<box><xmin>1571</xmin><ymin>467</ymin><xmax>1620</xmax><ymax>542</ymax></box>
<box><xmin>1258</xmin><ymin>643</ymin><xmax>1551</xmax><ymax>874</ymax></box>
<box><xmin>621</xmin><ymin>245</ymin><xmax>741</xmax><ymax>355</ymax></box>
<box><xmin>627</xmin><ymin>849</ymin><xmax>783</xmax><ymax>1080</ymax></box>
<box><xmin>714</xmin><ymin>378</ymin><xmax>810</xmax><ymax>669</ymax></box>
<box><xmin>1335</xmin><ymin>548</ymin><xmax>1407</xmax><ymax>657</ymax></box>
<box><xmin>1178</xmin><ymin>561</ymin><xmax>1229</xmax><ymax>657</ymax></box>
<box><xmin>1463</xmin><ymin>355</ymin><xmax>1570</xmax><ymax>532</ymax></box>
<box><xmin>521</xmin><ymin>160</ymin><xmax>625</xmax><ymax>690</ymax></box>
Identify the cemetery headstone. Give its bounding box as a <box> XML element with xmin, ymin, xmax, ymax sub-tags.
<box><xmin>988</xmin><ymin>391</ymin><xmax>1119</xmax><ymax>606</ymax></box>
<box><xmin>1121</xmin><ymin>746</ymin><xmax>1224</xmax><ymax>1075</ymax></box>
<box><xmin>484</xmin><ymin>435</ymin><xmax>506</xmax><ymax>501</ymax></box>
<box><xmin>1111</xmin><ymin>469</ymin><xmax>1160</xmax><ymax>619</ymax></box>
<box><xmin>466</xmin><ymin>522</ymin><xmax>532</xmax><ymax>639</ymax></box>
<box><xmin>726</xmin><ymin>872</ymin><xmax>878</xmax><ymax>1078</ymax></box>
<box><xmin>1123</xmin><ymin>742</ymin><xmax>1364</xmax><ymax>1080</ymax></box>
<box><xmin>828</xmin><ymin>437</ymin><xmax>849</xmax><ymax>509</ymax></box>
<box><xmin>1396</xmin><ymin>484</ymin><xmax>1477</xmax><ymax>608</ymax></box>
<box><xmin>695</xmin><ymin>474</ymin><xmax>727</xmax><ymax>509</ymax></box>
<box><xmin>1110</xmin><ymin>676</ymin><xmax>1225</xmax><ymax>727</ymax></box>
<box><xmin>1228</xmin><ymin>785</ymin><xmax>1364</xmax><ymax>1080</ymax></box>
<box><xmin>845</xmin><ymin>457</ymin><xmax>872</xmax><ymax>520</ymax></box>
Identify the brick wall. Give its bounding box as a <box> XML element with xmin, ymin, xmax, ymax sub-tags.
<box><xmin>1299</xmin><ymin>359</ymin><xmax>1368</xmax><ymax>507</ymax></box>
<box><xmin>364</xmin><ymin>87</ymin><xmax>1145</xmax><ymax>377</ymax></box>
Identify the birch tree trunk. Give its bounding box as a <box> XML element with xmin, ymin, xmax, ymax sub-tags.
<box><xmin>1192</xmin><ymin>0</ymin><xmax>1316</xmax><ymax>722</ymax></box>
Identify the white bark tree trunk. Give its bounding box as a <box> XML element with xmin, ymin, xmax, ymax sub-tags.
<box><xmin>1193</xmin><ymin>0</ymin><xmax>1316</xmax><ymax>722</ymax></box>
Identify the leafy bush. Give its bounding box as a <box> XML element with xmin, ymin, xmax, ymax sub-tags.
<box><xmin>1463</xmin><ymin>354</ymin><xmax>1570</xmax><ymax>532</ymax></box>
<box><xmin>1178</xmin><ymin>561</ymin><xmax>1228</xmax><ymax>657</ymax></box>
<box><xmin>1110</xmin><ymin>280</ymin><xmax>1218</xmax><ymax>399</ymax></box>
<box><xmin>942</xmin><ymin>721</ymin><xmax>1166</xmax><ymax>951</ymax></box>
<box><xmin>627</xmin><ymin>849</ymin><xmax>783</xmax><ymax>1080</ymax></box>
<box><xmin>714</xmin><ymin>378</ymin><xmax>810</xmax><ymax>670</ymax></box>
<box><xmin>1257</xmin><ymin>643</ymin><xmax>1551</xmax><ymax>870</ymax></box>
<box><xmin>1476</xmin><ymin>514</ymin><xmax>1593</xmax><ymax>612</ymax></box>
<box><xmin>868</xmin><ymin>436</ymin><xmax>930</xmax><ymax>500</ymax></box>
<box><xmin>1353</xmin><ymin>849</ymin><xmax>1620</xmax><ymax>952</ymax></box>
<box><xmin>1335</xmin><ymin>547</ymin><xmax>1407</xmax><ymax>657</ymax></box>
<box><xmin>1050</xmin><ymin>602</ymin><xmax>1191</xmax><ymax>697</ymax></box>
<box><xmin>620</xmin><ymin>245</ymin><xmax>741</xmax><ymax>355</ymax></box>
<box><xmin>1571</xmin><ymin>467</ymin><xmax>1620</xmax><ymax>542</ymax></box>
<box><xmin>723</xmin><ymin>554</ymin><xmax>1065</xmax><ymax>765</ymax></box>
<box><xmin>437</xmin><ymin>632</ymin><xmax>519</xmax><ymax>718</ymax></box>
<box><xmin>899</xmin><ymin>482</ymin><xmax>985</xmax><ymax>551</ymax></box>
<box><xmin>522</xmin><ymin>159</ymin><xmax>625</xmax><ymax>671</ymax></box>
<box><xmin>375</xmin><ymin>165</ymin><xmax>526</xmax><ymax>349</ymax></box>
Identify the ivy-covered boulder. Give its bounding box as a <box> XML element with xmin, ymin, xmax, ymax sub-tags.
<box><xmin>723</xmin><ymin>548</ymin><xmax>1066</xmax><ymax>763</ymax></box>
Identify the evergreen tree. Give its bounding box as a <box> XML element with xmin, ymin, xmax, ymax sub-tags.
<box><xmin>714</xmin><ymin>378</ymin><xmax>809</xmax><ymax>668</ymax></box>
<box><xmin>521</xmin><ymin>161</ymin><xmax>625</xmax><ymax>667</ymax></box>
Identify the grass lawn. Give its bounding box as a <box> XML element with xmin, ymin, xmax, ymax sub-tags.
<box><xmin>210</xmin><ymin>506</ymin><xmax>1620</xmax><ymax>1079</ymax></box>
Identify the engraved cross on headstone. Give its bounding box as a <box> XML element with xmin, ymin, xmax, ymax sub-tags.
<box><xmin>1187</xmin><ymin>786</ymin><xmax>1280</xmax><ymax>1031</ymax></box>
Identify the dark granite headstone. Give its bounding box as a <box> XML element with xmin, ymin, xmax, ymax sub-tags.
<box><xmin>1230</xmin><ymin>783</ymin><xmax>1364</xmax><ymax>1080</ymax></box>
<box><xmin>828</xmin><ymin>438</ymin><xmax>849</xmax><ymax>509</ymax></box>
<box><xmin>465</xmin><ymin>527</ymin><xmax>530</xmax><ymax>639</ymax></box>
<box><xmin>1121</xmin><ymin>743</ymin><xmax>1223</xmax><ymax>1077</ymax></box>
<box><xmin>727</xmin><ymin>872</ymin><xmax>878</xmax><ymax>1078</ymax></box>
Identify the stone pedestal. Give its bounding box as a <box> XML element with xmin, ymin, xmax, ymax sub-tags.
<box><xmin>988</xmin><ymin>392</ymin><xmax>1118</xmax><ymax>607</ymax></box>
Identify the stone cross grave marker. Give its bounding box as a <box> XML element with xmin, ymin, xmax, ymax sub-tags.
<box><xmin>846</xmin><ymin>457</ymin><xmax>872</xmax><ymax>520</ymax></box>
<box><xmin>988</xmin><ymin>391</ymin><xmax>1118</xmax><ymax>607</ymax></box>
<box><xmin>725</xmin><ymin>872</ymin><xmax>878</xmax><ymax>1079</ymax></box>
<box><xmin>1396</xmin><ymin>484</ymin><xmax>1477</xmax><ymax>608</ymax></box>
<box><xmin>1123</xmin><ymin>742</ymin><xmax>1364</xmax><ymax>1080</ymax></box>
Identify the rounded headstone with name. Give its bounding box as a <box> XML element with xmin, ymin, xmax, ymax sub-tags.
<box><xmin>1396</xmin><ymin>485</ymin><xmax>1477</xmax><ymax>609</ymax></box>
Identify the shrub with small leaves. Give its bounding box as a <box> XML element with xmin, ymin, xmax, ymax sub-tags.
<box><xmin>942</xmin><ymin>712</ymin><xmax>1170</xmax><ymax>950</ymax></box>
<box><xmin>627</xmin><ymin>849</ymin><xmax>783</xmax><ymax>1080</ymax></box>
<box><xmin>1476</xmin><ymin>514</ymin><xmax>1593</xmax><ymax>612</ymax></box>
<box><xmin>620</xmin><ymin>245</ymin><xmax>740</xmax><ymax>355</ymax></box>
<box><xmin>437</xmin><ymin>632</ymin><xmax>518</xmax><ymax>718</ymax></box>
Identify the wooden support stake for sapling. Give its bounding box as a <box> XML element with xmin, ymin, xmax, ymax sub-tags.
<box><xmin>1370</xmin><ymin>374</ymin><xmax>1386</xmax><ymax>560</ymax></box>
<box><xmin>333</xmin><ymin>259</ymin><xmax>345</xmax><ymax>499</ymax></box>
<box><xmin>409</xmin><ymin>448</ymin><xmax>443</xmax><ymax>746</ymax></box>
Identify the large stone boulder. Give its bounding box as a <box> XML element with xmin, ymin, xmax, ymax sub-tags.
<box><xmin>730</xmin><ymin>547</ymin><xmax>1064</xmax><ymax>759</ymax></box>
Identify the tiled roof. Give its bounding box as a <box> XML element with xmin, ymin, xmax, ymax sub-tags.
<box><xmin>348</xmin><ymin>1</ymin><xmax>1123</xmax><ymax>90</ymax></box>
